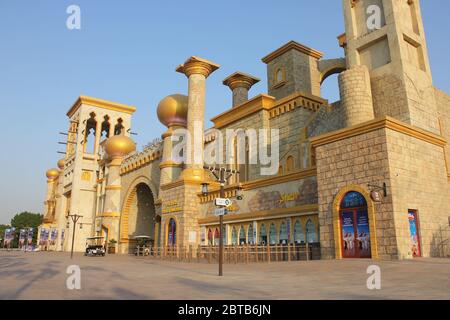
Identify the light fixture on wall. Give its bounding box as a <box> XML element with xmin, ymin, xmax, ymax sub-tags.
<box><xmin>201</xmin><ymin>183</ymin><xmax>209</xmax><ymax>196</ymax></box>
<box><xmin>236</xmin><ymin>184</ymin><xmax>244</xmax><ymax>201</ymax></box>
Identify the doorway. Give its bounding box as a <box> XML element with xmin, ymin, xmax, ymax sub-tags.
<box><xmin>408</xmin><ymin>210</ymin><xmax>421</xmax><ymax>257</ymax></box>
<box><xmin>339</xmin><ymin>191</ymin><xmax>371</xmax><ymax>258</ymax></box>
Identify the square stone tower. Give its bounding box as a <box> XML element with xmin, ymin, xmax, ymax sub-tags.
<box><xmin>60</xmin><ymin>96</ymin><xmax>135</xmax><ymax>252</ymax></box>
<box><xmin>343</xmin><ymin>0</ymin><xmax>438</xmax><ymax>134</ymax></box>
<box><xmin>262</xmin><ymin>41</ymin><xmax>323</xmax><ymax>100</ymax></box>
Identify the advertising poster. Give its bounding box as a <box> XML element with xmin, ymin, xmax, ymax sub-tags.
<box><xmin>27</xmin><ymin>228</ymin><xmax>34</xmax><ymax>247</ymax></box>
<box><xmin>341</xmin><ymin>212</ymin><xmax>355</xmax><ymax>257</ymax></box>
<box><xmin>356</xmin><ymin>210</ymin><xmax>371</xmax><ymax>257</ymax></box>
<box><xmin>4</xmin><ymin>229</ymin><xmax>11</xmax><ymax>247</ymax></box>
<box><xmin>19</xmin><ymin>229</ymin><xmax>26</xmax><ymax>248</ymax></box>
<box><xmin>50</xmin><ymin>229</ymin><xmax>58</xmax><ymax>246</ymax></box>
<box><xmin>408</xmin><ymin>211</ymin><xmax>421</xmax><ymax>257</ymax></box>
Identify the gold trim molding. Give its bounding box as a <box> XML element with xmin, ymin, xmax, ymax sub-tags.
<box><xmin>310</xmin><ymin>116</ymin><xmax>447</xmax><ymax>148</ymax></box>
<box><xmin>67</xmin><ymin>96</ymin><xmax>136</xmax><ymax>118</ymax></box>
<box><xmin>262</xmin><ymin>40</ymin><xmax>323</xmax><ymax>63</ymax></box>
<box><xmin>211</xmin><ymin>94</ymin><xmax>276</xmax><ymax>129</ymax></box>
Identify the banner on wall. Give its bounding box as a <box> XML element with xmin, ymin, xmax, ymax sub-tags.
<box><xmin>50</xmin><ymin>229</ymin><xmax>58</xmax><ymax>246</ymax></box>
<box><xmin>3</xmin><ymin>229</ymin><xmax>11</xmax><ymax>247</ymax></box>
<box><xmin>19</xmin><ymin>229</ymin><xmax>26</xmax><ymax>248</ymax></box>
<box><xmin>27</xmin><ymin>228</ymin><xmax>34</xmax><ymax>247</ymax></box>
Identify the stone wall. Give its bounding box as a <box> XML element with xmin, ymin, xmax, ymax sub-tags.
<box><xmin>315</xmin><ymin>121</ymin><xmax>450</xmax><ymax>260</ymax></box>
<box><xmin>386</xmin><ymin>129</ymin><xmax>450</xmax><ymax>258</ymax></box>
<box><xmin>315</xmin><ymin>128</ymin><xmax>395</xmax><ymax>259</ymax></box>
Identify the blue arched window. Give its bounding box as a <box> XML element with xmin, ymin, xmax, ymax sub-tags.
<box><xmin>306</xmin><ymin>219</ymin><xmax>317</xmax><ymax>243</ymax></box>
<box><xmin>341</xmin><ymin>191</ymin><xmax>367</xmax><ymax>209</ymax></box>
<box><xmin>259</xmin><ymin>224</ymin><xmax>267</xmax><ymax>245</ymax></box>
<box><xmin>294</xmin><ymin>220</ymin><xmax>305</xmax><ymax>244</ymax></box>
<box><xmin>231</xmin><ymin>227</ymin><xmax>238</xmax><ymax>245</ymax></box>
<box><xmin>269</xmin><ymin>223</ymin><xmax>277</xmax><ymax>245</ymax></box>
<box><xmin>247</xmin><ymin>224</ymin><xmax>254</xmax><ymax>245</ymax></box>
<box><xmin>239</xmin><ymin>227</ymin><xmax>246</xmax><ymax>245</ymax></box>
<box><xmin>279</xmin><ymin>222</ymin><xmax>288</xmax><ymax>244</ymax></box>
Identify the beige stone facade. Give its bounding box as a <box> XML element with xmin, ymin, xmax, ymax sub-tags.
<box><xmin>39</xmin><ymin>0</ymin><xmax>450</xmax><ymax>260</ymax></box>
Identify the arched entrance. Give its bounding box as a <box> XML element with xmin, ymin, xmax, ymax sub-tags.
<box><xmin>120</xmin><ymin>182</ymin><xmax>156</xmax><ymax>252</ymax></box>
<box><xmin>339</xmin><ymin>191</ymin><xmax>371</xmax><ymax>258</ymax></box>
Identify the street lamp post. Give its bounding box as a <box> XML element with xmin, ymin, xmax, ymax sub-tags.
<box><xmin>203</xmin><ymin>166</ymin><xmax>242</xmax><ymax>277</ymax></box>
<box><xmin>68</xmin><ymin>214</ymin><xmax>83</xmax><ymax>259</ymax></box>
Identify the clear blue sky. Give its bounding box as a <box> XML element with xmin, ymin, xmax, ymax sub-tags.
<box><xmin>0</xmin><ymin>0</ymin><xmax>449</xmax><ymax>224</ymax></box>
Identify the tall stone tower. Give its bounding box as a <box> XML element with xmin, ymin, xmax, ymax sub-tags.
<box><xmin>342</xmin><ymin>0</ymin><xmax>438</xmax><ymax>133</ymax></box>
<box><xmin>61</xmin><ymin>96</ymin><xmax>136</xmax><ymax>252</ymax></box>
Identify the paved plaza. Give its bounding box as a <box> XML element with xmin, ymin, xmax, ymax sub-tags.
<box><xmin>0</xmin><ymin>251</ymin><xmax>448</xmax><ymax>300</ymax></box>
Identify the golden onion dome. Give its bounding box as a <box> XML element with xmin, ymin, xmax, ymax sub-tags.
<box><xmin>57</xmin><ymin>159</ymin><xmax>65</xmax><ymax>170</ymax></box>
<box><xmin>157</xmin><ymin>94</ymin><xmax>188</xmax><ymax>128</ymax></box>
<box><xmin>46</xmin><ymin>168</ymin><xmax>60</xmax><ymax>180</ymax></box>
<box><xmin>104</xmin><ymin>134</ymin><xmax>136</xmax><ymax>157</ymax></box>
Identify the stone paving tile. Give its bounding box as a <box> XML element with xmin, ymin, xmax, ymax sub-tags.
<box><xmin>0</xmin><ymin>252</ymin><xmax>448</xmax><ymax>300</ymax></box>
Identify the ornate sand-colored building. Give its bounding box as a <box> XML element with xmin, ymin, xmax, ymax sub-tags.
<box><xmin>39</xmin><ymin>0</ymin><xmax>449</xmax><ymax>259</ymax></box>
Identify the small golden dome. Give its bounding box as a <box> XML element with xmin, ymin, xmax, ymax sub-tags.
<box><xmin>46</xmin><ymin>168</ymin><xmax>60</xmax><ymax>180</ymax></box>
<box><xmin>157</xmin><ymin>94</ymin><xmax>188</xmax><ymax>128</ymax></box>
<box><xmin>104</xmin><ymin>134</ymin><xmax>136</xmax><ymax>157</ymax></box>
<box><xmin>57</xmin><ymin>159</ymin><xmax>65</xmax><ymax>170</ymax></box>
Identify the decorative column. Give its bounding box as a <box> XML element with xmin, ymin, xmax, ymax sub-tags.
<box><xmin>157</xmin><ymin>94</ymin><xmax>189</xmax><ymax>187</ymax></box>
<box><xmin>103</xmin><ymin>134</ymin><xmax>136</xmax><ymax>246</ymax></box>
<box><xmin>223</xmin><ymin>72</ymin><xmax>260</xmax><ymax>107</ymax></box>
<box><xmin>176</xmin><ymin>56</ymin><xmax>220</xmax><ymax>183</ymax></box>
<box><xmin>43</xmin><ymin>168</ymin><xmax>59</xmax><ymax>223</ymax></box>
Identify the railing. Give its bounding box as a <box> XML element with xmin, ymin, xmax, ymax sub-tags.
<box><xmin>137</xmin><ymin>243</ymin><xmax>321</xmax><ymax>264</ymax></box>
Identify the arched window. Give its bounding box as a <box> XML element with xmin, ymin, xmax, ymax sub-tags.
<box><xmin>259</xmin><ymin>224</ymin><xmax>267</xmax><ymax>245</ymax></box>
<box><xmin>114</xmin><ymin>118</ymin><xmax>125</xmax><ymax>135</ymax></box>
<box><xmin>247</xmin><ymin>224</ymin><xmax>254</xmax><ymax>245</ymax></box>
<box><xmin>239</xmin><ymin>226</ymin><xmax>246</xmax><ymax>245</ymax></box>
<box><xmin>214</xmin><ymin>228</ymin><xmax>220</xmax><ymax>246</ymax></box>
<box><xmin>231</xmin><ymin>227</ymin><xmax>238</xmax><ymax>246</ymax></box>
<box><xmin>306</xmin><ymin>219</ymin><xmax>317</xmax><ymax>244</ymax></box>
<box><xmin>286</xmin><ymin>156</ymin><xmax>294</xmax><ymax>173</ymax></box>
<box><xmin>167</xmin><ymin>218</ymin><xmax>176</xmax><ymax>246</ymax></box>
<box><xmin>269</xmin><ymin>223</ymin><xmax>277</xmax><ymax>245</ymax></box>
<box><xmin>279</xmin><ymin>221</ymin><xmax>288</xmax><ymax>245</ymax></box>
<box><xmin>208</xmin><ymin>228</ymin><xmax>213</xmax><ymax>246</ymax></box>
<box><xmin>84</xmin><ymin>113</ymin><xmax>97</xmax><ymax>154</ymax></box>
<box><xmin>294</xmin><ymin>220</ymin><xmax>305</xmax><ymax>244</ymax></box>
<box><xmin>101</xmin><ymin>115</ymin><xmax>110</xmax><ymax>140</ymax></box>
<box><xmin>275</xmin><ymin>68</ymin><xmax>285</xmax><ymax>85</ymax></box>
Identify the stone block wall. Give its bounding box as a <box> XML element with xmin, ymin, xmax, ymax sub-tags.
<box><xmin>386</xmin><ymin>129</ymin><xmax>450</xmax><ymax>258</ymax></box>
<box><xmin>315</xmin><ymin>128</ymin><xmax>395</xmax><ymax>259</ymax></box>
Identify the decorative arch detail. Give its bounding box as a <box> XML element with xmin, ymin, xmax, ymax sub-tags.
<box><xmin>332</xmin><ymin>184</ymin><xmax>378</xmax><ymax>259</ymax></box>
<box><xmin>120</xmin><ymin>176</ymin><xmax>157</xmax><ymax>243</ymax></box>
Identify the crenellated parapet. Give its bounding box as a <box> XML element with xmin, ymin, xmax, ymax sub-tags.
<box><xmin>120</xmin><ymin>141</ymin><xmax>163</xmax><ymax>175</ymax></box>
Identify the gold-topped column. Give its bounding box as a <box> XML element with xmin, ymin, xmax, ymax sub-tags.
<box><xmin>223</xmin><ymin>72</ymin><xmax>260</xmax><ymax>107</ymax></box>
<box><xmin>156</xmin><ymin>94</ymin><xmax>189</xmax><ymax>186</ymax></box>
<box><xmin>176</xmin><ymin>56</ymin><xmax>220</xmax><ymax>183</ymax></box>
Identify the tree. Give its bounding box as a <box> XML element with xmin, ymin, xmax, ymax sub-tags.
<box><xmin>10</xmin><ymin>212</ymin><xmax>42</xmax><ymax>247</ymax></box>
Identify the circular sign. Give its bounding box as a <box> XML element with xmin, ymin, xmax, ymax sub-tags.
<box><xmin>370</xmin><ymin>190</ymin><xmax>382</xmax><ymax>202</ymax></box>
